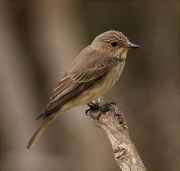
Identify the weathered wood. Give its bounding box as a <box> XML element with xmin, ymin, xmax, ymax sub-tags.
<box><xmin>86</xmin><ymin>97</ymin><xmax>146</xmax><ymax>171</ymax></box>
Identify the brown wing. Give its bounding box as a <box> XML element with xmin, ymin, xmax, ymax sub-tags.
<box><xmin>36</xmin><ymin>47</ymin><xmax>114</xmax><ymax>120</ymax></box>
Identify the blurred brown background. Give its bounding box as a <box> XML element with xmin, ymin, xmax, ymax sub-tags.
<box><xmin>1</xmin><ymin>1</ymin><xmax>179</xmax><ymax>171</ymax></box>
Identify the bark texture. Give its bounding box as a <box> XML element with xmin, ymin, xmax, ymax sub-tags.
<box><xmin>87</xmin><ymin>97</ymin><xmax>146</xmax><ymax>171</ymax></box>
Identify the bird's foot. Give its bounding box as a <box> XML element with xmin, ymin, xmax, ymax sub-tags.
<box><xmin>97</xmin><ymin>102</ymin><xmax>116</xmax><ymax>119</ymax></box>
<box><xmin>86</xmin><ymin>101</ymin><xmax>116</xmax><ymax>120</ymax></box>
<box><xmin>86</xmin><ymin>101</ymin><xmax>100</xmax><ymax>116</ymax></box>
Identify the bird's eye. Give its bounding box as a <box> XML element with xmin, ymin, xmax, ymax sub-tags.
<box><xmin>111</xmin><ymin>42</ymin><xmax>117</xmax><ymax>47</ymax></box>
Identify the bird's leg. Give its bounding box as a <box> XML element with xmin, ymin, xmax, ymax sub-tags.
<box><xmin>86</xmin><ymin>101</ymin><xmax>116</xmax><ymax>120</ymax></box>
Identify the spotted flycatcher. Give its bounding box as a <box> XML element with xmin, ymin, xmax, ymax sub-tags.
<box><xmin>26</xmin><ymin>30</ymin><xmax>140</xmax><ymax>150</ymax></box>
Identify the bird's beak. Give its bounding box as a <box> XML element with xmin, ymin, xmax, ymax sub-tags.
<box><xmin>124</xmin><ymin>43</ymin><xmax>140</xmax><ymax>48</ymax></box>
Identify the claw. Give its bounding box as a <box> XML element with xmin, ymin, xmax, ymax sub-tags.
<box><xmin>106</xmin><ymin>102</ymin><xmax>116</xmax><ymax>107</ymax></box>
<box><xmin>85</xmin><ymin>109</ymin><xmax>91</xmax><ymax>116</ymax></box>
<box><xmin>97</xmin><ymin>111</ymin><xmax>103</xmax><ymax>120</ymax></box>
<box><xmin>86</xmin><ymin>101</ymin><xmax>116</xmax><ymax>120</ymax></box>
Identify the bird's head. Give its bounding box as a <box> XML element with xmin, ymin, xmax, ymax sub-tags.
<box><xmin>92</xmin><ymin>30</ymin><xmax>140</xmax><ymax>60</ymax></box>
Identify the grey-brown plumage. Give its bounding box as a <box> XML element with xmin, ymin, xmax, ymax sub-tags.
<box><xmin>26</xmin><ymin>30</ymin><xmax>140</xmax><ymax>151</ymax></box>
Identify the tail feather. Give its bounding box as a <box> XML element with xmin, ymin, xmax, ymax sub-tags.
<box><xmin>26</xmin><ymin>114</ymin><xmax>56</xmax><ymax>151</ymax></box>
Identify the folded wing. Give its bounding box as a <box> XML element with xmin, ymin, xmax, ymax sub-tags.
<box><xmin>36</xmin><ymin>57</ymin><xmax>114</xmax><ymax>120</ymax></box>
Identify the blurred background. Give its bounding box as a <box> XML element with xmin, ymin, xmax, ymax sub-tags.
<box><xmin>1</xmin><ymin>1</ymin><xmax>179</xmax><ymax>171</ymax></box>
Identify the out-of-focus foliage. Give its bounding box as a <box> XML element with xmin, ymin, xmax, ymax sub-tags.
<box><xmin>1</xmin><ymin>1</ymin><xmax>179</xmax><ymax>170</ymax></box>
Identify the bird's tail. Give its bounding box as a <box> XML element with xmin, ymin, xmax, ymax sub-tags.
<box><xmin>26</xmin><ymin>114</ymin><xmax>56</xmax><ymax>151</ymax></box>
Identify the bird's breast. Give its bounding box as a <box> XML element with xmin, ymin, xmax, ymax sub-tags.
<box><xmin>74</xmin><ymin>59</ymin><xmax>125</xmax><ymax>105</ymax></box>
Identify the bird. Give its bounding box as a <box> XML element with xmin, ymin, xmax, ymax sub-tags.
<box><xmin>26</xmin><ymin>30</ymin><xmax>140</xmax><ymax>151</ymax></box>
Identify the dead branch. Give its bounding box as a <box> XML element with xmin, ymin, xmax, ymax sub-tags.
<box><xmin>86</xmin><ymin>97</ymin><xmax>146</xmax><ymax>171</ymax></box>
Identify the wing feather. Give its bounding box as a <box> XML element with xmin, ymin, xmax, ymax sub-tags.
<box><xmin>36</xmin><ymin>48</ymin><xmax>114</xmax><ymax>120</ymax></box>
